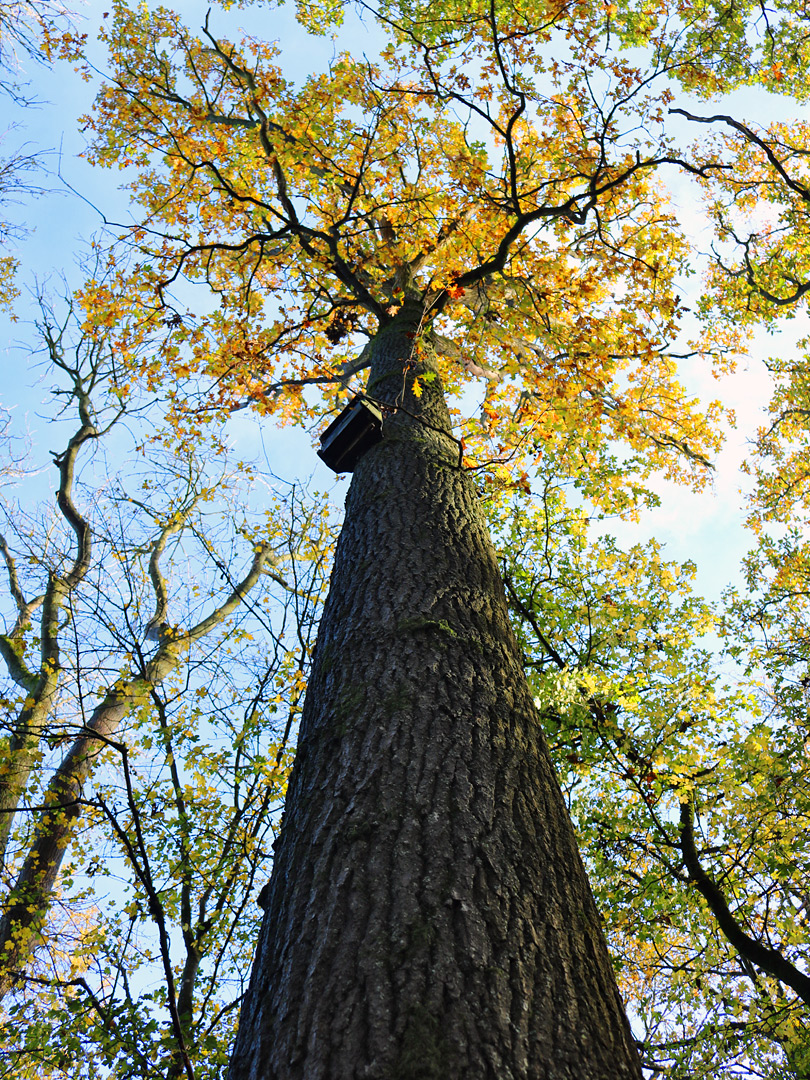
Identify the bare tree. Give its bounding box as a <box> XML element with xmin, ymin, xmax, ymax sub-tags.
<box><xmin>0</xmin><ymin>298</ymin><xmax>336</xmax><ymax>1077</ymax></box>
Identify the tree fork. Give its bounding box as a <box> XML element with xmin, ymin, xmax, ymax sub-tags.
<box><xmin>230</xmin><ymin>308</ymin><xmax>641</xmax><ymax>1079</ymax></box>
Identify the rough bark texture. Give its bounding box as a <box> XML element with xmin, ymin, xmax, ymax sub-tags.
<box><xmin>230</xmin><ymin>310</ymin><xmax>641</xmax><ymax>1079</ymax></box>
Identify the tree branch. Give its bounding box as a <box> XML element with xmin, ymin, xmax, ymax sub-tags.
<box><xmin>679</xmin><ymin>798</ymin><xmax>810</xmax><ymax>1006</ymax></box>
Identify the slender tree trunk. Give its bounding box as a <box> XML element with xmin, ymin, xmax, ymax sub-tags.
<box><xmin>0</xmin><ymin>696</ymin><xmax>126</xmax><ymax>999</ymax></box>
<box><xmin>0</xmin><ymin>543</ymin><xmax>272</xmax><ymax>1000</ymax></box>
<box><xmin>230</xmin><ymin>308</ymin><xmax>641</xmax><ymax>1079</ymax></box>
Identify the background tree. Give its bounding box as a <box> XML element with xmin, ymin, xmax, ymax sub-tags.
<box><xmin>0</xmin><ymin>295</ymin><xmax>336</xmax><ymax>1078</ymax></box>
<box><xmin>69</xmin><ymin>0</ymin><xmax>810</xmax><ymax>1075</ymax></box>
<box><xmin>497</xmin><ymin>373</ymin><xmax>810</xmax><ymax>1077</ymax></box>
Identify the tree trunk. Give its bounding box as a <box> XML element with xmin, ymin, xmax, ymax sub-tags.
<box><xmin>229</xmin><ymin>308</ymin><xmax>641</xmax><ymax>1079</ymax></box>
<box><xmin>0</xmin><ymin>696</ymin><xmax>126</xmax><ymax>999</ymax></box>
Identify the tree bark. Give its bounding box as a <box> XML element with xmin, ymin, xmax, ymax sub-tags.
<box><xmin>230</xmin><ymin>308</ymin><xmax>641</xmax><ymax>1079</ymax></box>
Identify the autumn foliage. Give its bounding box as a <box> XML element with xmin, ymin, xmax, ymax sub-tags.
<box><xmin>3</xmin><ymin>0</ymin><xmax>810</xmax><ymax>1074</ymax></box>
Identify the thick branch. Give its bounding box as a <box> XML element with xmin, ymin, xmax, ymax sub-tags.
<box><xmin>671</xmin><ymin>109</ymin><xmax>810</xmax><ymax>204</ymax></box>
<box><xmin>679</xmin><ymin>798</ymin><xmax>810</xmax><ymax>1006</ymax></box>
<box><xmin>0</xmin><ymin>404</ymin><xmax>99</xmax><ymax>864</ymax></box>
<box><xmin>0</xmin><ymin>533</ymin><xmax>43</xmax><ymax>638</ymax></box>
<box><xmin>0</xmin><ymin>634</ymin><xmax>36</xmax><ymax>692</ymax></box>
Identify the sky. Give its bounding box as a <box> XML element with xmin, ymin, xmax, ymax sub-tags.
<box><xmin>0</xmin><ymin>0</ymin><xmax>806</xmax><ymax>608</ymax></box>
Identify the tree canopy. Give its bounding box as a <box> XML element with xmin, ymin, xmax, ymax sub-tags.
<box><xmin>81</xmin><ymin>0</ymin><xmax>740</xmax><ymax>493</ymax></box>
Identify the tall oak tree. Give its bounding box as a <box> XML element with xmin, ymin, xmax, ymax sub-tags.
<box><xmin>76</xmin><ymin>0</ymin><xmax>810</xmax><ymax>1074</ymax></box>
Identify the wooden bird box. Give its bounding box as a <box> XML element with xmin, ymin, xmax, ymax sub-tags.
<box><xmin>317</xmin><ymin>395</ymin><xmax>384</xmax><ymax>473</ymax></box>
